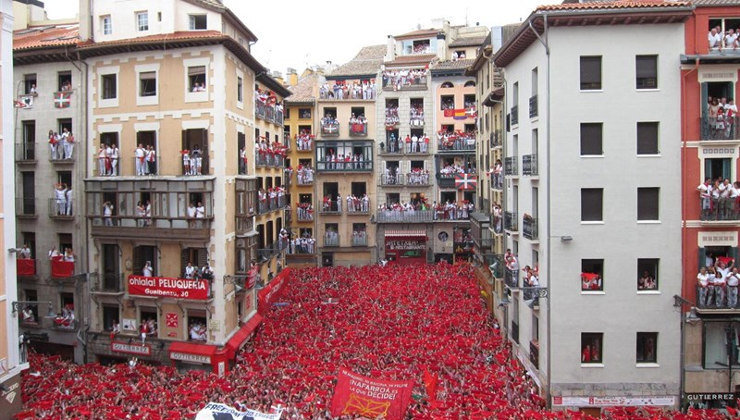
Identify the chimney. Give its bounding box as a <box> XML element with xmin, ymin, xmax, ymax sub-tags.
<box><xmin>491</xmin><ymin>26</ymin><xmax>504</xmax><ymax>52</ymax></box>
<box><xmin>436</xmin><ymin>33</ymin><xmax>446</xmax><ymax>60</ymax></box>
<box><xmin>385</xmin><ymin>35</ymin><xmax>395</xmax><ymax>62</ymax></box>
<box><xmin>287</xmin><ymin>68</ymin><xmax>298</xmax><ymax>86</ymax></box>
<box><xmin>78</xmin><ymin>0</ymin><xmax>91</xmax><ymax>42</ymax></box>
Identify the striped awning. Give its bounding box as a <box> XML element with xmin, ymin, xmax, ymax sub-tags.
<box><xmin>385</xmin><ymin>230</ymin><xmax>427</xmax><ymax>239</ymax></box>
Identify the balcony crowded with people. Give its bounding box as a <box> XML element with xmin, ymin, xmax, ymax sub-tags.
<box><xmin>381</xmin><ymin>68</ymin><xmax>428</xmax><ymax>90</ymax></box>
<box><xmin>319</xmin><ymin>79</ymin><xmax>376</xmax><ymax>100</ymax></box>
<box><xmin>255</xmin><ymin>88</ymin><xmax>284</xmax><ymax>125</ymax></box>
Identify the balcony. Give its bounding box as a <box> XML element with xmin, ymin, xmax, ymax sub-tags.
<box><xmin>484</xmin><ymin>254</ymin><xmax>503</xmax><ymax>278</ymax></box>
<box><xmin>504</xmin><ymin>157</ymin><xmax>518</xmax><ymax>176</ymax></box>
<box><xmin>258</xmin><ymin>243</ymin><xmax>284</xmax><ymax>262</ymax></box>
<box><xmin>297</xmin><ymin>170</ymin><xmax>314</xmax><ymax>185</ymax></box>
<box><xmin>490</xmin><ymin>172</ymin><xmax>503</xmax><ymax>190</ymax></box>
<box><xmin>315</xmin><ymin>160</ymin><xmax>373</xmax><ymax>172</ymax></box>
<box><xmin>410</xmin><ymin>116</ymin><xmax>424</xmax><ymax>127</ymax></box>
<box><xmin>255</xmin><ymin>100</ymin><xmax>283</xmax><ymax>126</ymax></box>
<box><xmin>382</xmin><ymin>73</ymin><xmax>427</xmax><ymax>91</ymax></box>
<box><xmin>349</xmin><ymin>121</ymin><xmax>368</xmax><ymax>137</ymax></box>
<box><xmin>324</xmin><ymin>234</ymin><xmax>339</xmax><ymax>247</ymax></box>
<box><xmin>522</xmin><ymin>154</ymin><xmax>538</xmax><ymax>176</ymax></box>
<box><xmin>504</xmin><ymin>211</ymin><xmax>518</xmax><ymax>232</ymax></box>
<box><xmin>287</xmin><ymin>238</ymin><xmax>316</xmax><ymax>255</ymax></box>
<box><xmin>91</xmin><ymin>215</ymin><xmax>213</xmax><ymax>240</ymax></box>
<box><xmin>16</xmin><ymin>197</ymin><xmax>36</xmax><ymax>218</ymax></box>
<box><xmin>491</xmin><ymin>130</ymin><xmax>502</xmax><ymax>148</ymax></box>
<box><xmin>352</xmin><ymin>235</ymin><xmax>368</xmax><ymax>247</ymax></box>
<box><xmin>436</xmin><ymin>174</ymin><xmax>457</xmax><ymax>189</ymax></box>
<box><xmin>380</xmin><ymin>174</ymin><xmax>405</xmax><ymax>186</ymax></box>
<box><xmin>297</xmin><ymin>206</ymin><xmax>314</xmax><ymax>221</ymax></box>
<box><xmin>696</xmin><ymin>285</ymin><xmax>740</xmax><ymax>312</ymax></box>
<box><xmin>376</xmin><ymin>210</ymin><xmax>433</xmax><ymax>223</ymax></box>
<box><xmin>379</xmin><ymin>143</ymin><xmax>404</xmax><ymax>156</ymax></box>
<box><xmin>296</xmin><ymin>135</ymin><xmax>314</xmax><ymax>152</ymax></box>
<box><xmin>255</xmin><ymin>152</ymin><xmax>285</xmax><ymax>168</ymax></box>
<box><xmin>320</xmin><ymin>121</ymin><xmax>340</xmax><ymax>137</ymax></box>
<box><xmin>347</xmin><ymin>198</ymin><xmax>370</xmax><ymax>214</ymax></box>
<box><xmin>319</xmin><ymin>200</ymin><xmax>341</xmax><ymax>214</ymax></box>
<box><xmin>530</xmin><ymin>340</ymin><xmax>539</xmax><ymax>369</ymax></box>
<box><xmin>407</xmin><ymin>172</ymin><xmax>431</xmax><ymax>186</ymax></box>
<box><xmin>181</xmin><ymin>156</ymin><xmax>208</xmax><ymax>176</ymax></box>
<box><xmin>258</xmin><ymin>196</ymin><xmax>288</xmax><ymax>215</ymax></box>
<box><xmin>91</xmin><ymin>273</ymin><xmax>125</xmax><ymax>294</ymax></box>
<box><xmin>522</xmin><ymin>215</ymin><xmax>538</xmax><ymax>240</ymax></box>
<box><xmin>48</xmin><ymin>198</ymin><xmax>74</xmax><ymax>220</ymax></box>
<box><xmin>529</xmin><ymin>95</ymin><xmax>538</xmax><ymax>119</ymax></box>
<box><xmin>16</xmin><ymin>259</ymin><xmax>36</xmax><ymax>278</ymax></box>
<box><xmin>15</xmin><ymin>143</ymin><xmax>36</xmax><ymax>164</ymax></box>
<box><xmin>700</xmin><ymin>116</ymin><xmax>738</xmax><ymax>141</ymax></box>
<box><xmin>699</xmin><ymin>197</ymin><xmax>740</xmax><ymax>222</ymax></box>
<box><xmin>504</xmin><ymin>268</ymin><xmax>519</xmax><ymax>289</ymax></box>
<box><xmin>437</xmin><ymin>137</ymin><xmax>476</xmax><ymax>153</ymax></box>
<box><xmin>50</xmin><ymin>259</ymin><xmax>75</xmax><ymax>279</ymax></box>
<box><xmin>511</xmin><ymin>105</ymin><xmax>519</xmax><ymax>126</ymax></box>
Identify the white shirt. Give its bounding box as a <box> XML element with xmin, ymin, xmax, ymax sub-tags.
<box><xmin>698</xmin><ymin>272</ymin><xmax>710</xmax><ymax>287</ymax></box>
<box><xmin>187</xmin><ymin>206</ymin><xmax>196</xmax><ymax>218</ymax></box>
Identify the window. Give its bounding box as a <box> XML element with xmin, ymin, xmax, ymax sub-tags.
<box><xmin>23</xmin><ymin>74</ymin><xmax>36</xmax><ymax>94</ymax></box>
<box><xmin>101</xmin><ymin>74</ymin><xmax>117</xmax><ymax>99</ymax></box>
<box><xmin>299</xmin><ymin>108</ymin><xmax>312</xmax><ymax>119</ymax></box>
<box><xmin>580</xmin><ymin>123</ymin><xmax>602</xmax><ymax>155</ymax></box>
<box><xmin>21</xmin><ymin>120</ymin><xmax>35</xmax><ymax>160</ymax></box>
<box><xmin>101</xmin><ymin>15</ymin><xmax>112</xmax><ymax>35</ymax></box>
<box><xmin>636</xmin><ymin>55</ymin><xmax>658</xmax><ymax>89</ymax></box>
<box><xmin>102</xmin><ymin>305</ymin><xmax>119</xmax><ymax>331</ymax></box>
<box><xmin>57</xmin><ymin>71</ymin><xmax>71</xmax><ymax>91</ymax></box>
<box><xmin>581</xmin><ymin>188</ymin><xmax>603</xmax><ymax>222</ymax></box>
<box><xmin>580</xmin><ymin>56</ymin><xmax>602</xmax><ymax>90</ymax></box>
<box><xmin>581</xmin><ymin>333</ymin><xmax>603</xmax><ymax>364</ymax></box>
<box><xmin>637</xmin><ymin>258</ymin><xmax>659</xmax><ymax>290</ymax></box>
<box><xmin>636</xmin><ymin>332</ymin><xmax>658</xmax><ymax>363</ymax></box>
<box><xmin>139</xmin><ymin>71</ymin><xmax>156</xmax><ymax>97</ymax></box>
<box><xmin>187</xmin><ymin>66</ymin><xmax>206</xmax><ymax>92</ymax></box>
<box><xmin>189</xmin><ymin>14</ymin><xmax>207</xmax><ymax>30</ymax></box>
<box><xmin>704</xmin><ymin>322</ymin><xmax>739</xmax><ymax>369</ymax></box>
<box><xmin>637</xmin><ymin>122</ymin><xmax>659</xmax><ymax>155</ymax></box>
<box><xmin>581</xmin><ymin>259</ymin><xmax>604</xmax><ymax>291</ymax></box>
<box><xmin>637</xmin><ymin>187</ymin><xmax>659</xmax><ymax>221</ymax></box>
<box><xmin>237</xmin><ymin>76</ymin><xmax>243</xmax><ymax>102</ymax></box>
<box><xmin>136</xmin><ymin>11</ymin><xmax>149</xmax><ymax>31</ymax></box>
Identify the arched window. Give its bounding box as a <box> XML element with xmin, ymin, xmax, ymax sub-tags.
<box><xmin>441</xmin><ymin>81</ymin><xmax>454</xmax><ymax>88</ymax></box>
<box><xmin>464</xmin><ymin>81</ymin><xmax>476</xmax><ymax>87</ymax></box>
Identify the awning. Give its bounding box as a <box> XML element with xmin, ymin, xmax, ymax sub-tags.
<box><xmin>385</xmin><ymin>230</ymin><xmax>427</xmax><ymax>239</ymax></box>
<box><xmin>224</xmin><ymin>314</ymin><xmax>263</xmax><ymax>358</ymax></box>
<box><xmin>169</xmin><ymin>341</ymin><xmax>218</xmax><ymax>364</ymax></box>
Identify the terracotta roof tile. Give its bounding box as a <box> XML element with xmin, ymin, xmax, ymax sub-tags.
<box><xmin>449</xmin><ymin>36</ymin><xmax>487</xmax><ymax>48</ymax></box>
<box><xmin>384</xmin><ymin>54</ymin><xmax>436</xmax><ymax>67</ymax></box>
<box><xmin>329</xmin><ymin>45</ymin><xmax>385</xmax><ymax>77</ymax></box>
<box><xmin>537</xmin><ymin>0</ymin><xmax>691</xmax><ymax>11</ymax></box>
<box><xmin>431</xmin><ymin>58</ymin><xmax>476</xmax><ymax>71</ymax></box>
<box><xmin>14</xmin><ymin>24</ymin><xmax>79</xmax><ymax>51</ymax></box>
<box><xmin>286</xmin><ymin>73</ymin><xmax>319</xmax><ymax>104</ymax></box>
<box><xmin>692</xmin><ymin>0</ymin><xmax>740</xmax><ymax>6</ymax></box>
<box><xmin>394</xmin><ymin>28</ymin><xmax>440</xmax><ymax>40</ymax></box>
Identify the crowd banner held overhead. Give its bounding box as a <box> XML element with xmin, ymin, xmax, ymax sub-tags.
<box><xmin>330</xmin><ymin>368</ymin><xmax>413</xmax><ymax>420</ymax></box>
<box><xmin>194</xmin><ymin>402</ymin><xmax>283</xmax><ymax>420</ymax></box>
<box><xmin>127</xmin><ymin>275</ymin><xmax>210</xmax><ymax>300</ymax></box>
<box><xmin>257</xmin><ymin>268</ymin><xmax>291</xmax><ymax>315</ymax></box>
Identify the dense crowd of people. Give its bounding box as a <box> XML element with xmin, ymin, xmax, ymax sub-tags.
<box><xmin>16</xmin><ymin>263</ymin><xmax>734</xmax><ymax>419</ymax></box>
<box><xmin>697</xmin><ymin>256</ymin><xmax>738</xmax><ymax>308</ymax></box>
<box><xmin>256</xmin><ymin>138</ymin><xmax>287</xmax><ymax>167</ymax></box>
<box><xmin>295</xmin><ymin>130</ymin><xmax>314</xmax><ymax>151</ymax></box>
<box><xmin>438</xmin><ymin>129</ymin><xmax>477</xmax><ymax>150</ymax></box>
<box><xmin>376</xmin><ymin>200</ymin><xmax>474</xmax><ymax>220</ymax></box>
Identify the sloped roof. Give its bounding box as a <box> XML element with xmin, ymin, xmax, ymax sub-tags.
<box><xmin>692</xmin><ymin>0</ymin><xmax>740</xmax><ymax>6</ymax></box>
<box><xmin>384</xmin><ymin>54</ymin><xmax>436</xmax><ymax>67</ymax></box>
<box><xmin>286</xmin><ymin>73</ymin><xmax>319</xmax><ymax>104</ymax></box>
<box><xmin>14</xmin><ymin>24</ymin><xmax>79</xmax><ymax>51</ymax></box>
<box><xmin>329</xmin><ymin>45</ymin><xmax>385</xmax><ymax>77</ymax></box>
<box><xmin>431</xmin><ymin>58</ymin><xmax>476</xmax><ymax>71</ymax></box>
<box><xmin>77</xmin><ymin>30</ymin><xmax>225</xmax><ymax>49</ymax></box>
<box><xmin>395</xmin><ymin>28</ymin><xmax>441</xmax><ymax>40</ymax></box>
<box><xmin>449</xmin><ymin>36</ymin><xmax>487</xmax><ymax>48</ymax></box>
<box><xmin>539</xmin><ymin>0</ymin><xmax>690</xmax><ymax>10</ymax></box>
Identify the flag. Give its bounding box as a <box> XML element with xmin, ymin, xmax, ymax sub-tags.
<box><xmin>422</xmin><ymin>368</ymin><xmax>438</xmax><ymax>401</ymax></box>
<box><xmin>54</xmin><ymin>91</ymin><xmax>71</xmax><ymax>108</ymax></box>
<box><xmin>165</xmin><ymin>313</ymin><xmax>178</xmax><ymax>328</ymax></box>
<box><xmin>453</xmin><ymin>109</ymin><xmax>467</xmax><ymax>120</ymax></box>
<box><xmin>15</xmin><ymin>95</ymin><xmax>33</xmax><ymax>108</ymax></box>
<box><xmin>454</xmin><ymin>174</ymin><xmax>477</xmax><ymax>190</ymax></box>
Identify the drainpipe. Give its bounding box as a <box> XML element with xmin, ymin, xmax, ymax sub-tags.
<box><xmin>527</xmin><ymin>12</ymin><xmax>551</xmax><ymax>406</ymax></box>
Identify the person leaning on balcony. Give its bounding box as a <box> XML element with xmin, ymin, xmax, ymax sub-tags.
<box><xmin>185</xmin><ymin>262</ymin><xmax>196</xmax><ymax>279</ymax></box>
<box><xmin>728</xmin><ymin>267</ymin><xmax>740</xmax><ymax>308</ymax></box>
<box><xmin>713</xmin><ymin>264</ymin><xmax>727</xmax><ymax>308</ymax></box>
<box><xmin>709</xmin><ymin>27</ymin><xmax>723</xmax><ymax>49</ymax></box>
<box><xmin>146</xmin><ymin>145</ymin><xmax>156</xmax><ymax>175</ymax></box>
<box><xmin>101</xmin><ymin>201</ymin><xmax>114</xmax><ymax>226</ymax></box>
<box><xmin>134</xmin><ymin>144</ymin><xmax>146</xmax><ymax>175</ymax></box>
<box><xmin>98</xmin><ymin>144</ymin><xmax>108</xmax><ymax>176</ymax></box>
<box><xmin>48</xmin><ymin>130</ymin><xmax>58</xmax><ymax>160</ymax></box>
<box><xmin>697</xmin><ymin>178</ymin><xmax>712</xmax><ymax>218</ymax></box>
<box><xmin>54</xmin><ymin>183</ymin><xmax>67</xmax><ymax>215</ymax></box>
<box><xmin>19</xmin><ymin>244</ymin><xmax>31</xmax><ymax>259</ymax></box>
<box><xmin>110</xmin><ymin>143</ymin><xmax>120</xmax><ymax>175</ymax></box>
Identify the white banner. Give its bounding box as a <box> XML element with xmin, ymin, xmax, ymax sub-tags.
<box><xmin>195</xmin><ymin>402</ymin><xmax>283</xmax><ymax>420</ymax></box>
<box><xmin>551</xmin><ymin>396</ymin><xmax>676</xmax><ymax>407</ymax></box>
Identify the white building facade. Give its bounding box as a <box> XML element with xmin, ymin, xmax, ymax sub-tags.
<box><xmin>495</xmin><ymin>2</ymin><xmax>691</xmax><ymax>411</ymax></box>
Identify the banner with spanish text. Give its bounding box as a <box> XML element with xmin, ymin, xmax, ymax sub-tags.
<box><xmin>194</xmin><ymin>402</ymin><xmax>283</xmax><ymax>420</ymax></box>
<box><xmin>330</xmin><ymin>368</ymin><xmax>413</xmax><ymax>420</ymax></box>
<box><xmin>127</xmin><ymin>275</ymin><xmax>209</xmax><ymax>300</ymax></box>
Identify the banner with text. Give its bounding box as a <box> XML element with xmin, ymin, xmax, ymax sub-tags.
<box><xmin>257</xmin><ymin>268</ymin><xmax>291</xmax><ymax>315</ymax></box>
<box><xmin>127</xmin><ymin>275</ymin><xmax>209</xmax><ymax>300</ymax></box>
<box><xmin>194</xmin><ymin>402</ymin><xmax>283</xmax><ymax>420</ymax></box>
<box><xmin>330</xmin><ymin>368</ymin><xmax>413</xmax><ymax>420</ymax></box>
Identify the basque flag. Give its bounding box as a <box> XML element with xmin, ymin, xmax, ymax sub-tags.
<box><xmin>454</xmin><ymin>174</ymin><xmax>477</xmax><ymax>190</ymax></box>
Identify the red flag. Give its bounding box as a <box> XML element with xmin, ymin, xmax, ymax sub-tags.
<box><xmin>422</xmin><ymin>368</ymin><xmax>438</xmax><ymax>401</ymax></box>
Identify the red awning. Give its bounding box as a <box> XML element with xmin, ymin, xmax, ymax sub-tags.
<box><xmin>168</xmin><ymin>341</ymin><xmax>218</xmax><ymax>361</ymax></box>
<box><xmin>385</xmin><ymin>230</ymin><xmax>427</xmax><ymax>239</ymax></box>
<box><xmin>225</xmin><ymin>314</ymin><xmax>263</xmax><ymax>358</ymax></box>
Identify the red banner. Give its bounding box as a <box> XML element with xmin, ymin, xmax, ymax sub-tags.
<box><xmin>330</xmin><ymin>368</ymin><xmax>413</xmax><ymax>420</ymax></box>
<box><xmin>127</xmin><ymin>275</ymin><xmax>209</xmax><ymax>300</ymax></box>
<box><xmin>51</xmin><ymin>260</ymin><xmax>74</xmax><ymax>278</ymax></box>
<box><xmin>257</xmin><ymin>268</ymin><xmax>291</xmax><ymax>315</ymax></box>
<box><xmin>17</xmin><ymin>259</ymin><xmax>35</xmax><ymax>276</ymax></box>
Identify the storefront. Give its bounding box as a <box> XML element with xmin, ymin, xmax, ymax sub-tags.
<box><xmin>384</xmin><ymin>230</ymin><xmax>427</xmax><ymax>265</ymax></box>
<box><xmin>168</xmin><ymin>342</ymin><xmax>229</xmax><ymax>375</ymax></box>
